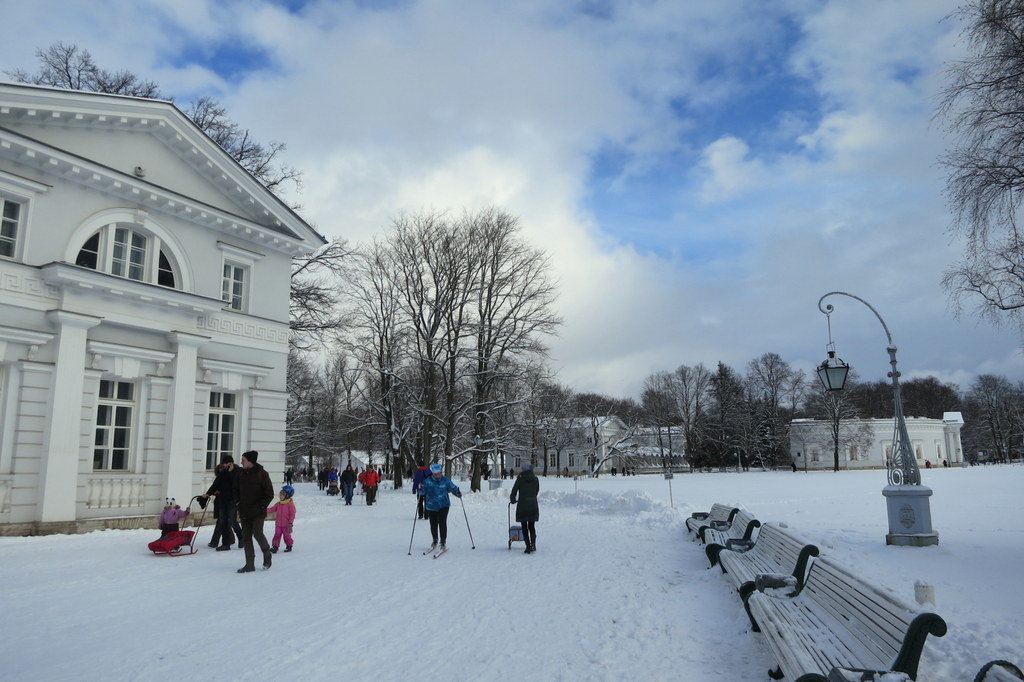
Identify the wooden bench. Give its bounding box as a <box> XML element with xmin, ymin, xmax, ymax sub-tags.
<box><xmin>712</xmin><ymin>523</ymin><xmax>820</xmax><ymax>630</ymax></box>
<box><xmin>702</xmin><ymin>509</ymin><xmax>761</xmax><ymax>562</ymax></box>
<box><xmin>685</xmin><ymin>503</ymin><xmax>739</xmax><ymax>541</ymax></box>
<box><xmin>747</xmin><ymin>554</ymin><xmax>947</xmax><ymax>682</ymax></box>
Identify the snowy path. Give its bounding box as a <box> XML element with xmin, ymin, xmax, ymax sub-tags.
<box><xmin>2</xmin><ymin>468</ymin><xmax>1022</xmax><ymax>681</ymax></box>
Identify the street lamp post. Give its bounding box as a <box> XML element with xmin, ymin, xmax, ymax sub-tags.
<box><xmin>817</xmin><ymin>291</ymin><xmax>938</xmax><ymax>547</ymax></box>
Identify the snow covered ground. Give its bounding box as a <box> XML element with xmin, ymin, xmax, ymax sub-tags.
<box><xmin>2</xmin><ymin>465</ymin><xmax>1021</xmax><ymax>681</ymax></box>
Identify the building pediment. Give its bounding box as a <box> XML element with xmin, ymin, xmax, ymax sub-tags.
<box><xmin>0</xmin><ymin>83</ymin><xmax>324</xmax><ymax>253</ymax></box>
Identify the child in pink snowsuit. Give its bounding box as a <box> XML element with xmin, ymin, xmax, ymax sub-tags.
<box><xmin>267</xmin><ymin>486</ymin><xmax>296</xmax><ymax>553</ymax></box>
<box><xmin>158</xmin><ymin>498</ymin><xmax>189</xmax><ymax>536</ymax></box>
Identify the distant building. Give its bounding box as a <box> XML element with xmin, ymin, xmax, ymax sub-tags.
<box><xmin>531</xmin><ymin>417</ymin><xmax>684</xmax><ymax>474</ymax></box>
<box><xmin>0</xmin><ymin>84</ymin><xmax>325</xmax><ymax>534</ymax></box>
<box><xmin>788</xmin><ymin>412</ymin><xmax>965</xmax><ymax>470</ymax></box>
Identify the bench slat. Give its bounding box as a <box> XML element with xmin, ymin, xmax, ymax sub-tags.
<box><xmin>748</xmin><ymin>554</ymin><xmax>946</xmax><ymax>680</ymax></box>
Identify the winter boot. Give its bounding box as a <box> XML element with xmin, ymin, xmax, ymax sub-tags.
<box><xmin>284</xmin><ymin>545</ymin><xmax>292</xmax><ymax>552</ymax></box>
<box><xmin>263</xmin><ymin>551</ymin><xmax>272</xmax><ymax>570</ymax></box>
<box><xmin>270</xmin><ymin>546</ymin><xmax>279</xmax><ymax>554</ymax></box>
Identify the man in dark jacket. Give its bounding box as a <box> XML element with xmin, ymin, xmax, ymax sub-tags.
<box><xmin>202</xmin><ymin>455</ymin><xmax>238</xmax><ymax>550</ymax></box>
<box><xmin>340</xmin><ymin>465</ymin><xmax>357</xmax><ymax>505</ymax></box>
<box><xmin>510</xmin><ymin>461</ymin><xmax>540</xmax><ymax>554</ymax></box>
<box><xmin>233</xmin><ymin>450</ymin><xmax>274</xmax><ymax>573</ymax></box>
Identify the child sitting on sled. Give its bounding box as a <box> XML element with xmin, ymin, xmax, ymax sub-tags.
<box><xmin>158</xmin><ymin>498</ymin><xmax>190</xmax><ymax>536</ymax></box>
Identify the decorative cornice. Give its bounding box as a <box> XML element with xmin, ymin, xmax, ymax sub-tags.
<box><xmin>40</xmin><ymin>262</ymin><xmax>225</xmax><ymax>314</ymax></box>
<box><xmin>195</xmin><ymin>313</ymin><xmax>289</xmax><ymax>346</ymax></box>
<box><xmin>0</xmin><ymin>127</ymin><xmax>311</xmax><ymax>256</ymax></box>
<box><xmin>0</xmin><ymin>324</ymin><xmax>53</xmax><ymax>346</ymax></box>
<box><xmin>87</xmin><ymin>340</ymin><xmax>175</xmax><ymax>364</ymax></box>
<box><xmin>0</xmin><ymin>83</ymin><xmax>325</xmax><ymax>250</ymax></box>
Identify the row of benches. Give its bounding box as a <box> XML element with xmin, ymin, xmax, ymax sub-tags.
<box><xmin>686</xmin><ymin>503</ymin><xmax>946</xmax><ymax>682</ymax></box>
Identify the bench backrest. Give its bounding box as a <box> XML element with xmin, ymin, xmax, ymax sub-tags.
<box><xmin>801</xmin><ymin>556</ymin><xmax>947</xmax><ymax>678</ymax></box>
<box><xmin>751</xmin><ymin>523</ymin><xmax>818</xmax><ymax>586</ymax></box>
<box><xmin>708</xmin><ymin>503</ymin><xmax>738</xmax><ymax>522</ymax></box>
<box><xmin>729</xmin><ymin>509</ymin><xmax>760</xmax><ymax>540</ymax></box>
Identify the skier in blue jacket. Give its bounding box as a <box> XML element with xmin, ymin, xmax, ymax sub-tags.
<box><xmin>418</xmin><ymin>463</ymin><xmax>461</xmax><ymax>552</ymax></box>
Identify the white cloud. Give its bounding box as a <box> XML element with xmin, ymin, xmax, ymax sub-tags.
<box><xmin>699</xmin><ymin>136</ymin><xmax>765</xmax><ymax>203</ymax></box>
<box><xmin>1</xmin><ymin>0</ymin><xmax>1020</xmax><ymax>400</ymax></box>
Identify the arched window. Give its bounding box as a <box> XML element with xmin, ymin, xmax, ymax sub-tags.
<box><xmin>75</xmin><ymin>223</ymin><xmax>179</xmax><ymax>289</ymax></box>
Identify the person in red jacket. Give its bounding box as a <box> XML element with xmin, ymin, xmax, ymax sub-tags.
<box><xmin>363</xmin><ymin>465</ymin><xmax>381</xmax><ymax>505</ymax></box>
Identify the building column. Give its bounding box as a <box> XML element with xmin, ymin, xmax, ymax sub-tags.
<box><xmin>165</xmin><ymin>332</ymin><xmax>209</xmax><ymax>501</ymax></box>
<box><xmin>38</xmin><ymin>310</ymin><xmax>101</xmax><ymax>523</ymax></box>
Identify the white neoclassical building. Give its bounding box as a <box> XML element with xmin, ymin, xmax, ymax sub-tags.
<box><xmin>789</xmin><ymin>413</ymin><xmax>965</xmax><ymax>471</ymax></box>
<box><xmin>0</xmin><ymin>84</ymin><xmax>325</xmax><ymax>534</ymax></box>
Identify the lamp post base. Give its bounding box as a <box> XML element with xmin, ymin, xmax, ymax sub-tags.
<box><xmin>882</xmin><ymin>485</ymin><xmax>939</xmax><ymax>547</ymax></box>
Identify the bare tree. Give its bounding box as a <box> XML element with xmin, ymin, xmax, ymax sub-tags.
<box><xmin>963</xmin><ymin>373</ymin><xmax>1019</xmax><ymax>462</ymax></box>
<box><xmin>6</xmin><ymin>42</ymin><xmax>163</xmax><ymax>97</ymax></box>
<box><xmin>670</xmin><ymin>363</ymin><xmax>712</xmax><ymax>469</ymax></box>
<box><xmin>746</xmin><ymin>353</ymin><xmax>806</xmax><ymax>468</ymax></box>
<box><xmin>467</xmin><ymin>208</ymin><xmax>560</xmax><ymax>491</ymax></box>
<box><xmin>805</xmin><ymin>373</ymin><xmax>871</xmax><ymax>472</ymax></box>
<box><xmin>939</xmin><ymin>1</ymin><xmax>1024</xmax><ymax>333</ymax></box>
<box><xmin>344</xmin><ymin>240</ymin><xmax>412</xmax><ymax>485</ymax></box>
<box><xmin>290</xmin><ymin>239</ymin><xmax>353</xmax><ymax>350</ymax></box>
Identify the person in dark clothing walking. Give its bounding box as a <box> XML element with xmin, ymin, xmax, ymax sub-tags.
<box><xmin>340</xmin><ymin>465</ymin><xmax>357</xmax><ymax>505</ymax></box>
<box><xmin>511</xmin><ymin>461</ymin><xmax>540</xmax><ymax>553</ymax></box>
<box><xmin>202</xmin><ymin>455</ymin><xmax>239</xmax><ymax>550</ymax></box>
<box><xmin>233</xmin><ymin>450</ymin><xmax>274</xmax><ymax>573</ymax></box>
<box><xmin>411</xmin><ymin>463</ymin><xmax>429</xmax><ymax>519</ymax></box>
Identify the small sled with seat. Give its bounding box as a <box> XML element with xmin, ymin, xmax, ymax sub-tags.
<box><xmin>508</xmin><ymin>502</ymin><xmax>525</xmax><ymax>550</ymax></box>
<box><xmin>148</xmin><ymin>496</ymin><xmax>208</xmax><ymax>557</ymax></box>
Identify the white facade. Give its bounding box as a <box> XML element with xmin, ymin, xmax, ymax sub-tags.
<box><xmin>789</xmin><ymin>413</ymin><xmax>965</xmax><ymax>471</ymax></box>
<box><xmin>0</xmin><ymin>84</ymin><xmax>325</xmax><ymax>534</ymax></box>
<box><xmin>533</xmin><ymin>418</ymin><xmax>687</xmax><ymax>474</ymax></box>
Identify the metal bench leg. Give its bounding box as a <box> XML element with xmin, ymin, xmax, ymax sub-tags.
<box><xmin>769</xmin><ymin>665</ymin><xmax>784</xmax><ymax>680</ymax></box>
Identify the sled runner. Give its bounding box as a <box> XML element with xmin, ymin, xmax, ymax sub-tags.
<box><xmin>148</xmin><ymin>496</ymin><xmax>208</xmax><ymax>557</ymax></box>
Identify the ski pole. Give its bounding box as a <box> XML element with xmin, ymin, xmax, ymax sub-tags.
<box><xmin>459</xmin><ymin>495</ymin><xmax>475</xmax><ymax>549</ymax></box>
<box><xmin>407</xmin><ymin>496</ymin><xmax>420</xmax><ymax>555</ymax></box>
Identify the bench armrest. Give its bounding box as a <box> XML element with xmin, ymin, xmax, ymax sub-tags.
<box><xmin>690</xmin><ymin>512</ymin><xmax>709</xmax><ymax>520</ymax></box>
<box><xmin>725</xmin><ymin>538</ymin><xmax>754</xmax><ymax>552</ymax></box>
<box><xmin>754</xmin><ymin>573</ymin><xmax>799</xmax><ymax>597</ymax></box>
<box><xmin>827</xmin><ymin>668</ymin><xmax>912</xmax><ymax>682</ymax></box>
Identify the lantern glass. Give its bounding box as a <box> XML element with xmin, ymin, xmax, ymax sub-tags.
<box><xmin>817</xmin><ymin>351</ymin><xmax>850</xmax><ymax>392</ymax></box>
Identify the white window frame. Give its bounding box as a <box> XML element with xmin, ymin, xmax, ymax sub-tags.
<box><xmin>206</xmin><ymin>391</ymin><xmax>238</xmax><ymax>470</ymax></box>
<box><xmin>0</xmin><ymin>196</ymin><xmax>22</xmax><ymax>260</ymax></box>
<box><xmin>76</xmin><ymin>222</ymin><xmax>180</xmax><ymax>288</ymax></box>
<box><xmin>0</xmin><ymin>170</ymin><xmax>49</xmax><ymax>263</ymax></box>
<box><xmin>217</xmin><ymin>242</ymin><xmax>264</xmax><ymax>313</ymax></box>
<box><xmin>94</xmin><ymin>379</ymin><xmax>136</xmax><ymax>471</ymax></box>
<box><xmin>221</xmin><ymin>262</ymin><xmax>248</xmax><ymax>311</ymax></box>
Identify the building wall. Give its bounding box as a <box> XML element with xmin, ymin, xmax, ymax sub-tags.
<box><xmin>789</xmin><ymin>417</ymin><xmax>964</xmax><ymax>471</ymax></box>
<box><xmin>0</xmin><ymin>89</ymin><xmax>319</xmax><ymax>534</ymax></box>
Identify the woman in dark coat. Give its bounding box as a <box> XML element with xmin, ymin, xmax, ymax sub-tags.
<box><xmin>510</xmin><ymin>462</ymin><xmax>540</xmax><ymax>553</ymax></box>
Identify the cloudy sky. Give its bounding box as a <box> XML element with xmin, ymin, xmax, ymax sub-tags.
<box><xmin>3</xmin><ymin>0</ymin><xmax>1021</xmax><ymax>398</ymax></box>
